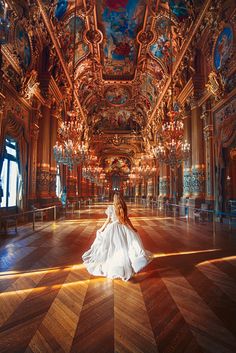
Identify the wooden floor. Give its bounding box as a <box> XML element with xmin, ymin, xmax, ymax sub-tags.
<box><xmin>0</xmin><ymin>203</ymin><xmax>236</xmax><ymax>353</ymax></box>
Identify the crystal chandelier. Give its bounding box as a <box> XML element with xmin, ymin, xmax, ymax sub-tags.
<box><xmin>152</xmin><ymin>3</ymin><xmax>190</xmax><ymax>169</ymax></box>
<box><xmin>82</xmin><ymin>163</ymin><xmax>103</xmax><ymax>183</ymax></box>
<box><xmin>153</xmin><ymin>107</ymin><xmax>190</xmax><ymax>169</ymax></box>
<box><xmin>53</xmin><ymin>0</ymin><xmax>87</xmax><ymax>170</ymax></box>
<box><xmin>153</xmin><ymin>138</ymin><xmax>190</xmax><ymax>169</ymax></box>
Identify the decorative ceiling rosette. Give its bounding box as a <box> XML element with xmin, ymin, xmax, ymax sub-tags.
<box><xmin>137</xmin><ymin>30</ymin><xmax>155</xmax><ymax>46</ymax></box>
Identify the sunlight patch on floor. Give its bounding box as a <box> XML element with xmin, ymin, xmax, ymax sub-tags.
<box><xmin>197</xmin><ymin>255</ymin><xmax>236</xmax><ymax>267</ymax></box>
<box><xmin>152</xmin><ymin>248</ymin><xmax>221</xmax><ymax>258</ymax></box>
<box><xmin>0</xmin><ymin>263</ymin><xmax>85</xmax><ymax>279</ymax></box>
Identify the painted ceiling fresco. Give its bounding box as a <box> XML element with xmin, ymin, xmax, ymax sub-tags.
<box><xmin>103</xmin><ymin>157</ymin><xmax>131</xmax><ymax>174</ymax></box>
<box><xmin>91</xmin><ymin>106</ymin><xmax>143</xmax><ymax>132</ymax></box>
<box><xmin>15</xmin><ymin>23</ymin><xmax>31</xmax><ymax>70</ymax></box>
<box><xmin>96</xmin><ymin>0</ymin><xmax>146</xmax><ymax>80</ymax></box>
<box><xmin>105</xmin><ymin>86</ymin><xmax>131</xmax><ymax>106</ymax></box>
<box><xmin>60</xmin><ymin>15</ymin><xmax>89</xmax><ymax>70</ymax></box>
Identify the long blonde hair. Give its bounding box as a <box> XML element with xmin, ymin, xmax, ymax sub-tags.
<box><xmin>113</xmin><ymin>193</ymin><xmax>136</xmax><ymax>231</ymax></box>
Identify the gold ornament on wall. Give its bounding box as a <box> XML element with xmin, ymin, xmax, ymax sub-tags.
<box><xmin>230</xmin><ymin>148</ymin><xmax>236</xmax><ymax>160</ymax></box>
<box><xmin>205</xmin><ymin>71</ymin><xmax>225</xmax><ymax>100</ymax></box>
<box><xmin>20</xmin><ymin>70</ymin><xmax>40</xmax><ymax>100</ymax></box>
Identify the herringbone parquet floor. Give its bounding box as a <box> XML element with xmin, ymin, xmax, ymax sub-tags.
<box><xmin>0</xmin><ymin>203</ymin><xmax>236</xmax><ymax>353</ymax></box>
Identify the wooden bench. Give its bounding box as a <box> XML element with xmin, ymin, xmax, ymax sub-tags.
<box><xmin>0</xmin><ymin>214</ymin><xmax>18</xmax><ymax>233</ymax></box>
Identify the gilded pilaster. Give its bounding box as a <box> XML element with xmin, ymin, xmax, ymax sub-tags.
<box><xmin>203</xmin><ymin>124</ymin><xmax>214</xmax><ymax>201</ymax></box>
<box><xmin>141</xmin><ymin>179</ymin><xmax>145</xmax><ymax>197</ymax></box>
<box><xmin>183</xmin><ymin>105</ymin><xmax>192</xmax><ymax>198</ymax></box>
<box><xmin>189</xmin><ymin>99</ymin><xmax>205</xmax><ymax>203</ymax></box>
<box><xmin>135</xmin><ymin>182</ymin><xmax>140</xmax><ymax>198</ymax></box>
<box><xmin>49</xmin><ymin>104</ymin><xmax>59</xmax><ymax>199</ymax></box>
<box><xmin>67</xmin><ymin>169</ymin><xmax>77</xmax><ymax>201</ymax></box>
<box><xmin>36</xmin><ymin>104</ymin><xmax>51</xmax><ymax>201</ymax></box>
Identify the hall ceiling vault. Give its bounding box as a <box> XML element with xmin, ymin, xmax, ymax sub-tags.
<box><xmin>2</xmin><ymin>0</ymin><xmax>214</xmax><ymax>174</ymax></box>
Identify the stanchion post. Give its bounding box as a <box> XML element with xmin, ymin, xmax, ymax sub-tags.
<box><xmin>213</xmin><ymin>211</ymin><xmax>216</xmax><ymax>237</ymax></box>
<box><xmin>54</xmin><ymin>206</ymin><xmax>56</xmax><ymax>221</ymax></box>
<box><xmin>33</xmin><ymin>209</ymin><xmax>35</xmax><ymax>230</ymax></box>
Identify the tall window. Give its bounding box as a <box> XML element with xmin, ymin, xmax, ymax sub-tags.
<box><xmin>0</xmin><ymin>138</ymin><xmax>21</xmax><ymax>208</ymax></box>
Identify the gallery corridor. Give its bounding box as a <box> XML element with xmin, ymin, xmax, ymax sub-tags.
<box><xmin>0</xmin><ymin>203</ymin><xmax>236</xmax><ymax>353</ymax></box>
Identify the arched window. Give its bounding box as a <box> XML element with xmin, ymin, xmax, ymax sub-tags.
<box><xmin>0</xmin><ymin>138</ymin><xmax>21</xmax><ymax>208</ymax></box>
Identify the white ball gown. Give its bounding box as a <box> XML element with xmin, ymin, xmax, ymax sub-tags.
<box><xmin>82</xmin><ymin>205</ymin><xmax>152</xmax><ymax>281</ymax></box>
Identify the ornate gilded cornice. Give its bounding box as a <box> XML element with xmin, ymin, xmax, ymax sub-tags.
<box><xmin>49</xmin><ymin>77</ymin><xmax>63</xmax><ymax>104</ymax></box>
<box><xmin>211</xmin><ymin>86</ymin><xmax>236</xmax><ymax>113</ymax></box>
<box><xmin>1</xmin><ymin>45</ymin><xmax>21</xmax><ymax>74</ymax></box>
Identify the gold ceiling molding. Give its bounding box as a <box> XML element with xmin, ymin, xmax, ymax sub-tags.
<box><xmin>177</xmin><ymin>78</ymin><xmax>194</xmax><ymax>105</ymax></box>
<box><xmin>49</xmin><ymin>77</ymin><xmax>63</xmax><ymax>104</ymax></box>
<box><xmin>1</xmin><ymin>45</ymin><xmax>21</xmax><ymax>74</ymax></box>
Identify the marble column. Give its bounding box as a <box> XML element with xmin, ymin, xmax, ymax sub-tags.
<box><xmin>158</xmin><ymin>164</ymin><xmax>170</xmax><ymax>201</ymax></box>
<box><xmin>147</xmin><ymin>178</ymin><xmax>154</xmax><ymax>198</ymax></box>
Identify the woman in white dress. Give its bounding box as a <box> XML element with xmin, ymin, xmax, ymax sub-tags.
<box><xmin>82</xmin><ymin>193</ymin><xmax>152</xmax><ymax>281</ymax></box>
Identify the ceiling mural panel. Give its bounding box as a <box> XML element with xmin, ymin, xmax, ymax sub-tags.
<box><xmin>140</xmin><ymin>72</ymin><xmax>159</xmax><ymax>109</ymax></box>
<box><xmin>15</xmin><ymin>23</ymin><xmax>31</xmax><ymax>70</ymax></box>
<box><xmin>96</xmin><ymin>0</ymin><xmax>146</xmax><ymax>80</ymax></box>
<box><xmin>214</xmin><ymin>27</ymin><xmax>233</xmax><ymax>71</ymax></box>
<box><xmin>161</xmin><ymin>0</ymin><xmax>193</xmax><ymax>20</ymax></box>
<box><xmin>54</xmin><ymin>0</ymin><xmax>69</xmax><ymax>20</ymax></box>
<box><xmin>105</xmin><ymin>86</ymin><xmax>130</xmax><ymax>105</ymax></box>
<box><xmin>93</xmin><ymin>107</ymin><xmax>143</xmax><ymax>132</ymax></box>
<box><xmin>103</xmin><ymin>156</ymin><xmax>131</xmax><ymax>174</ymax></box>
<box><xmin>149</xmin><ymin>15</ymin><xmax>179</xmax><ymax>71</ymax></box>
<box><xmin>60</xmin><ymin>15</ymin><xmax>89</xmax><ymax>69</ymax></box>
